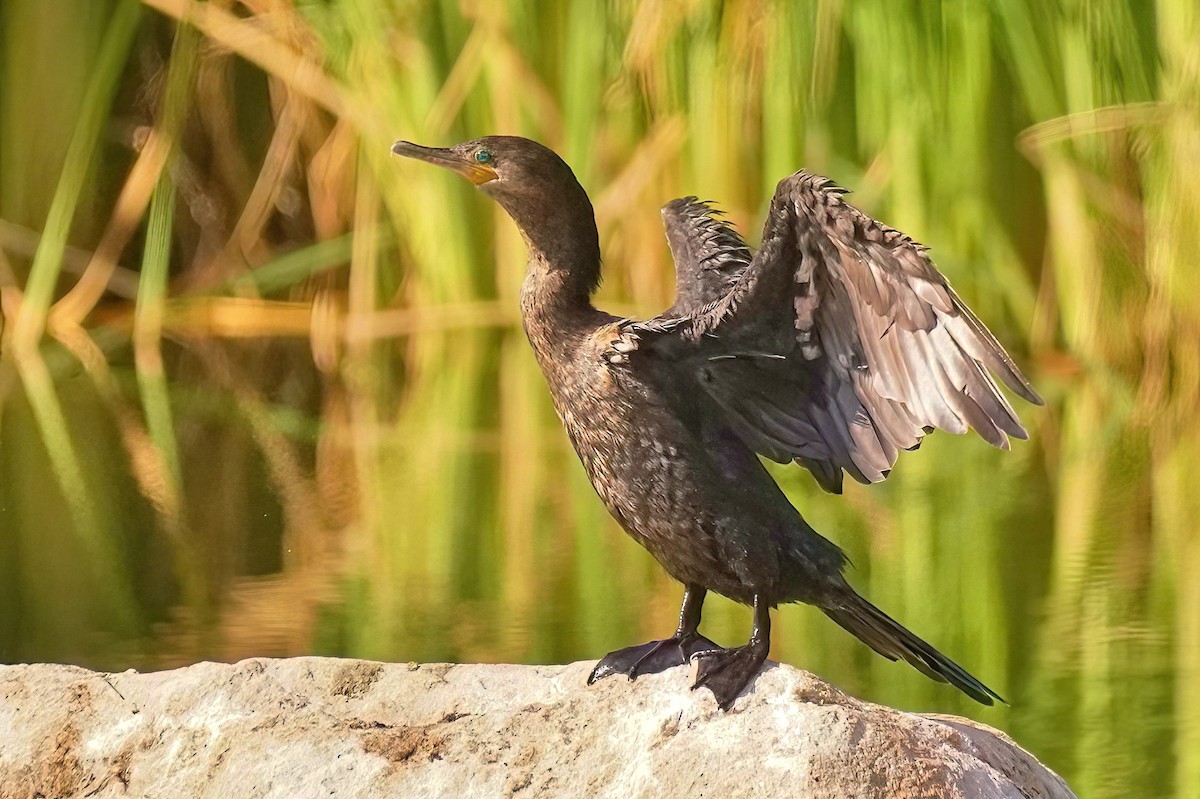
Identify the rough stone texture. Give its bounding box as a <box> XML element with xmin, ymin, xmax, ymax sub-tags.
<box><xmin>0</xmin><ymin>658</ymin><xmax>1075</xmax><ymax>799</ymax></box>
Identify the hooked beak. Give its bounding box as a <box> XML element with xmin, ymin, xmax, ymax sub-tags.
<box><xmin>391</xmin><ymin>141</ymin><xmax>498</xmax><ymax>186</ymax></box>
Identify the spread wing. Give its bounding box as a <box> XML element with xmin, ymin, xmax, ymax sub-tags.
<box><xmin>660</xmin><ymin>197</ymin><xmax>752</xmax><ymax>315</ymax></box>
<box><xmin>634</xmin><ymin>172</ymin><xmax>1041</xmax><ymax>493</ymax></box>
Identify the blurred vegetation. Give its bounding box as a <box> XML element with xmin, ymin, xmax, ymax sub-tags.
<box><xmin>1</xmin><ymin>1</ymin><xmax>1198</xmax><ymax>796</ymax></box>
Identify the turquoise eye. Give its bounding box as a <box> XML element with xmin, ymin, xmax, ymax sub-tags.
<box><xmin>474</xmin><ymin>150</ymin><xmax>493</xmax><ymax>164</ymax></box>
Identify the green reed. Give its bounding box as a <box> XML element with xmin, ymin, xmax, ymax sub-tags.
<box><xmin>1</xmin><ymin>1</ymin><xmax>1197</xmax><ymax>796</ymax></box>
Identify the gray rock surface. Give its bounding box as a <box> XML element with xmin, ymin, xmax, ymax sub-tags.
<box><xmin>0</xmin><ymin>658</ymin><xmax>1074</xmax><ymax>798</ymax></box>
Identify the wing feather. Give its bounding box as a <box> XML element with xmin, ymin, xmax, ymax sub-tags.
<box><xmin>659</xmin><ymin>197</ymin><xmax>752</xmax><ymax>315</ymax></box>
<box><xmin>644</xmin><ymin>171</ymin><xmax>1041</xmax><ymax>492</ymax></box>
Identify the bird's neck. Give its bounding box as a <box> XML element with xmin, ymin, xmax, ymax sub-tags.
<box><xmin>519</xmin><ymin>250</ymin><xmax>597</xmax><ymax>320</ymax></box>
<box><xmin>506</xmin><ymin>189</ymin><xmax>601</xmax><ymax>328</ymax></box>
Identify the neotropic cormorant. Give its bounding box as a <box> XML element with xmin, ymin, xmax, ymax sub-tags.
<box><xmin>392</xmin><ymin>136</ymin><xmax>1041</xmax><ymax>710</ymax></box>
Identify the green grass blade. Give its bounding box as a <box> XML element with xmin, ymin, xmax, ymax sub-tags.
<box><xmin>10</xmin><ymin>0</ymin><xmax>142</xmax><ymax>351</ymax></box>
<box><xmin>15</xmin><ymin>352</ymin><xmax>139</xmax><ymax>630</ymax></box>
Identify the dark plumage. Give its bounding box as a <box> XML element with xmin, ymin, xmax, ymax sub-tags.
<box><xmin>661</xmin><ymin>197</ymin><xmax>751</xmax><ymax>315</ymax></box>
<box><xmin>393</xmin><ymin>135</ymin><xmax>1041</xmax><ymax>710</ymax></box>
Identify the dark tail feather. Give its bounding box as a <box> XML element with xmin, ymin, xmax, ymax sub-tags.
<box><xmin>822</xmin><ymin>592</ymin><xmax>1004</xmax><ymax>705</ymax></box>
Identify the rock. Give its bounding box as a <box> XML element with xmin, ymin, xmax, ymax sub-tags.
<box><xmin>0</xmin><ymin>658</ymin><xmax>1074</xmax><ymax>798</ymax></box>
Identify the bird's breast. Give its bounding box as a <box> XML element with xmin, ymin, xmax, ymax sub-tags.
<box><xmin>537</xmin><ymin>336</ymin><xmax>702</xmax><ymax>537</ymax></box>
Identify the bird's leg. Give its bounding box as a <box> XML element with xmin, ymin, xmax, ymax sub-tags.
<box><xmin>587</xmin><ymin>585</ymin><xmax>722</xmax><ymax>684</ymax></box>
<box><xmin>690</xmin><ymin>594</ymin><xmax>771</xmax><ymax>711</ymax></box>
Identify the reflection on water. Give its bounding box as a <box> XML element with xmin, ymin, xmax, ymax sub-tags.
<box><xmin>3</xmin><ymin>2</ymin><xmax>1199</xmax><ymax>797</ymax></box>
<box><xmin>0</xmin><ymin>326</ymin><xmax>1193</xmax><ymax>798</ymax></box>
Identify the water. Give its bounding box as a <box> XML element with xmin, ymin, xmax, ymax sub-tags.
<box><xmin>0</xmin><ymin>327</ymin><xmax>1191</xmax><ymax>797</ymax></box>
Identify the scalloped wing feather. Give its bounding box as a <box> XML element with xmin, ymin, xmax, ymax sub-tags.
<box><xmin>662</xmin><ymin>171</ymin><xmax>1040</xmax><ymax>492</ymax></box>
<box><xmin>660</xmin><ymin>197</ymin><xmax>752</xmax><ymax>315</ymax></box>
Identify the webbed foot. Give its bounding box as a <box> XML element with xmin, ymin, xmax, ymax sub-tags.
<box><xmin>588</xmin><ymin>632</ymin><xmax>722</xmax><ymax>684</ymax></box>
<box><xmin>690</xmin><ymin>593</ymin><xmax>772</xmax><ymax>711</ymax></box>
<box><xmin>689</xmin><ymin>639</ymin><xmax>770</xmax><ymax>710</ymax></box>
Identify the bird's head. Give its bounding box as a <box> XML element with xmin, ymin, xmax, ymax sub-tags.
<box><xmin>391</xmin><ymin>135</ymin><xmax>579</xmax><ymax>204</ymax></box>
<box><xmin>391</xmin><ymin>135</ymin><xmax>599</xmax><ymax>282</ymax></box>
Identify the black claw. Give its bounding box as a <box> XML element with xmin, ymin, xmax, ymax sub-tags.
<box><xmin>689</xmin><ymin>641</ymin><xmax>769</xmax><ymax>711</ymax></box>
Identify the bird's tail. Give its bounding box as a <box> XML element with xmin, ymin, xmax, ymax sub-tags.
<box><xmin>821</xmin><ymin>591</ymin><xmax>1003</xmax><ymax>705</ymax></box>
